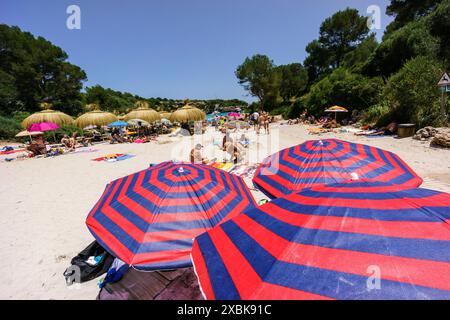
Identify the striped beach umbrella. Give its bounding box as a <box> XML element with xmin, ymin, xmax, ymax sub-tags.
<box><xmin>253</xmin><ymin>139</ymin><xmax>422</xmax><ymax>198</ymax></box>
<box><xmin>191</xmin><ymin>181</ymin><xmax>450</xmax><ymax>300</ymax></box>
<box><xmin>86</xmin><ymin>161</ymin><xmax>256</xmax><ymax>271</ymax></box>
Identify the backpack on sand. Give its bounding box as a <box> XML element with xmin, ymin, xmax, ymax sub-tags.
<box><xmin>63</xmin><ymin>240</ymin><xmax>114</xmax><ymax>285</ymax></box>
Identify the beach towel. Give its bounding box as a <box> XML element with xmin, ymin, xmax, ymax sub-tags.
<box><xmin>228</xmin><ymin>164</ymin><xmax>260</xmax><ymax>178</ymax></box>
<box><xmin>0</xmin><ymin>148</ymin><xmax>25</xmax><ymax>155</ymax></box>
<box><xmin>92</xmin><ymin>154</ymin><xmax>135</xmax><ymax>162</ymax></box>
<box><xmin>72</xmin><ymin>147</ymin><xmax>99</xmax><ymax>154</ymax></box>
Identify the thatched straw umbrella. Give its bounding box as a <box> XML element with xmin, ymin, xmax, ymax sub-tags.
<box><xmin>74</xmin><ymin>104</ymin><xmax>118</xmax><ymax>128</ymax></box>
<box><xmin>169</xmin><ymin>104</ymin><xmax>206</xmax><ymax>123</ymax></box>
<box><xmin>21</xmin><ymin>103</ymin><xmax>74</xmax><ymax>129</ymax></box>
<box><xmin>124</xmin><ymin>101</ymin><xmax>161</xmax><ymax>123</ymax></box>
<box><xmin>159</xmin><ymin>111</ymin><xmax>172</xmax><ymax>120</ymax></box>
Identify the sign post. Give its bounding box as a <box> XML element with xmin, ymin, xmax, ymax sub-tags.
<box><xmin>437</xmin><ymin>72</ymin><xmax>450</xmax><ymax>117</ymax></box>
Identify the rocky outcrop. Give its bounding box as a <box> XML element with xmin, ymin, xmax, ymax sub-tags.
<box><xmin>413</xmin><ymin>127</ymin><xmax>450</xmax><ymax>148</ymax></box>
<box><xmin>413</xmin><ymin>126</ymin><xmax>438</xmax><ymax>141</ymax></box>
<box><xmin>431</xmin><ymin>129</ymin><xmax>450</xmax><ymax>148</ymax></box>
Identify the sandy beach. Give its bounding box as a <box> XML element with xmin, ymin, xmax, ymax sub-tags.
<box><xmin>1</xmin><ymin>124</ymin><xmax>449</xmax><ymax>300</ymax></box>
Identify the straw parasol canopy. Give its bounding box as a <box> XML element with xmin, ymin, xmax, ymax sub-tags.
<box><xmin>74</xmin><ymin>104</ymin><xmax>118</xmax><ymax>128</ymax></box>
<box><xmin>21</xmin><ymin>103</ymin><xmax>74</xmax><ymax>129</ymax></box>
<box><xmin>15</xmin><ymin>130</ymin><xmax>44</xmax><ymax>137</ymax></box>
<box><xmin>325</xmin><ymin>105</ymin><xmax>349</xmax><ymax>113</ymax></box>
<box><xmin>169</xmin><ymin>104</ymin><xmax>206</xmax><ymax>123</ymax></box>
<box><xmin>124</xmin><ymin>101</ymin><xmax>161</xmax><ymax>123</ymax></box>
<box><xmin>159</xmin><ymin>111</ymin><xmax>172</xmax><ymax>120</ymax></box>
<box><xmin>325</xmin><ymin>105</ymin><xmax>349</xmax><ymax>121</ymax></box>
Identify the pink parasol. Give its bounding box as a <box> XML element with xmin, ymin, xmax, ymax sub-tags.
<box><xmin>228</xmin><ymin>112</ymin><xmax>243</xmax><ymax>119</ymax></box>
<box><xmin>28</xmin><ymin>122</ymin><xmax>60</xmax><ymax>132</ymax></box>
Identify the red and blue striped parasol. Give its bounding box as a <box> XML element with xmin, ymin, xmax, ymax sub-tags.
<box><xmin>253</xmin><ymin>139</ymin><xmax>422</xmax><ymax>198</ymax></box>
<box><xmin>86</xmin><ymin>161</ymin><xmax>256</xmax><ymax>271</ymax></box>
<box><xmin>192</xmin><ymin>181</ymin><xmax>450</xmax><ymax>300</ymax></box>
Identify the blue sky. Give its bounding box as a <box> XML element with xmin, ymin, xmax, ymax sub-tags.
<box><xmin>1</xmin><ymin>0</ymin><xmax>392</xmax><ymax>102</ymax></box>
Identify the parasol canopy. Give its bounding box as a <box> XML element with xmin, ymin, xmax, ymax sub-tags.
<box><xmin>253</xmin><ymin>139</ymin><xmax>422</xmax><ymax>198</ymax></box>
<box><xmin>191</xmin><ymin>180</ymin><xmax>450</xmax><ymax>300</ymax></box>
<box><xmin>224</xmin><ymin>120</ymin><xmax>251</xmax><ymax>130</ymax></box>
<box><xmin>83</xmin><ymin>125</ymin><xmax>97</xmax><ymax>131</ymax></box>
<box><xmin>15</xmin><ymin>130</ymin><xmax>44</xmax><ymax>137</ymax></box>
<box><xmin>107</xmin><ymin>120</ymin><xmax>129</xmax><ymax>128</ymax></box>
<box><xmin>28</xmin><ymin>122</ymin><xmax>59</xmax><ymax>132</ymax></box>
<box><xmin>127</xmin><ymin>119</ymin><xmax>151</xmax><ymax>127</ymax></box>
<box><xmin>325</xmin><ymin>106</ymin><xmax>349</xmax><ymax>121</ymax></box>
<box><xmin>75</xmin><ymin>105</ymin><xmax>118</xmax><ymax>128</ymax></box>
<box><xmin>86</xmin><ymin>161</ymin><xmax>256</xmax><ymax>271</ymax></box>
<box><xmin>169</xmin><ymin>104</ymin><xmax>206</xmax><ymax>123</ymax></box>
<box><xmin>124</xmin><ymin>101</ymin><xmax>161</xmax><ymax>123</ymax></box>
<box><xmin>21</xmin><ymin>103</ymin><xmax>74</xmax><ymax>129</ymax></box>
<box><xmin>228</xmin><ymin>112</ymin><xmax>243</xmax><ymax>119</ymax></box>
<box><xmin>159</xmin><ymin>111</ymin><xmax>172</xmax><ymax>120</ymax></box>
<box><xmin>325</xmin><ymin>106</ymin><xmax>349</xmax><ymax>113</ymax></box>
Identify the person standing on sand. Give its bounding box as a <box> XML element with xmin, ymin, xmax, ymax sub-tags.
<box><xmin>263</xmin><ymin>112</ymin><xmax>270</xmax><ymax>134</ymax></box>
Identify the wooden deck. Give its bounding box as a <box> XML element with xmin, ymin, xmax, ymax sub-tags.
<box><xmin>97</xmin><ymin>268</ymin><xmax>204</xmax><ymax>300</ymax></box>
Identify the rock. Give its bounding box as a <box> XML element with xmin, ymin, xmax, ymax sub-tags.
<box><xmin>413</xmin><ymin>126</ymin><xmax>439</xmax><ymax>140</ymax></box>
<box><xmin>431</xmin><ymin>130</ymin><xmax>450</xmax><ymax>148</ymax></box>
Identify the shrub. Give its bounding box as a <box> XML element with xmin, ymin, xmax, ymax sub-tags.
<box><xmin>0</xmin><ymin>116</ymin><xmax>22</xmax><ymax>140</ymax></box>
<box><xmin>383</xmin><ymin>55</ymin><xmax>445</xmax><ymax>128</ymax></box>
<box><xmin>43</xmin><ymin>125</ymin><xmax>85</xmax><ymax>142</ymax></box>
<box><xmin>361</xmin><ymin>102</ymin><xmax>392</xmax><ymax>126</ymax></box>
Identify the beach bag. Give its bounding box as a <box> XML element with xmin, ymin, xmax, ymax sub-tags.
<box><xmin>64</xmin><ymin>241</ymin><xmax>114</xmax><ymax>285</ymax></box>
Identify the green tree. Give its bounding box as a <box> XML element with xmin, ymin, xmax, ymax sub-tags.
<box><xmin>382</xmin><ymin>55</ymin><xmax>446</xmax><ymax>127</ymax></box>
<box><xmin>304</xmin><ymin>68</ymin><xmax>383</xmax><ymax>116</ymax></box>
<box><xmin>364</xmin><ymin>20</ymin><xmax>439</xmax><ymax>77</ymax></box>
<box><xmin>235</xmin><ymin>54</ymin><xmax>280</xmax><ymax>110</ymax></box>
<box><xmin>304</xmin><ymin>8</ymin><xmax>370</xmax><ymax>83</ymax></box>
<box><xmin>386</xmin><ymin>0</ymin><xmax>442</xmax><ymax>34</ymax></box>
<box><xmin>342</xmin><ymin>34</ymin><xmax>378</xmax><ymax>73</ymax></box>
<box><xmin>427</xmin><ymin>0</ymin><xmax>450</xmax><ymax>66</ymax></box>
<box><xmin>0</xmin><ymin>25</ymin><xmax>87</xmax><ymax>116</ymax></box>
<box><xmin>276</xmin><ymin>63</ymin><xmax>308</xmax><ymax>102</ymax></box>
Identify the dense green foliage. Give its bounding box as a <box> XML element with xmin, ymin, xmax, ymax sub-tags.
<box><xmin>236</xmin><ymin>2</ymin><xmax>450</xmax><ymax>127</ymax></box>
<box><xmin>0</xmin><ymin>25</ymin><xmax>87</xmax><ymax>116</ymax></box>
<box><xmin>0</xmin><ymin>115</ymin><xmax>22</xmax><ymax>140</ymax></box>
<box><xmin>304</xmin><ymin>8</ymin><xmax>370</xmax><ymax>82</ymax></box>
<box><xmin>43</xmin><ymin>124</ymin><xmax>85</xmax><ymax>142</ymax></box>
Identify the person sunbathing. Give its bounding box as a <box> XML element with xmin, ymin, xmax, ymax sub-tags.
<box><xmin>190</xmin><ymin>144</ymin><xmax>210</xmax><ymax>164</ymax></box>
<box><xmin>222</xmin><ymin>132</ymin><xmax>233</xmax><ymax>150</ymax></box>
<box><xmin>26</xmin><ymin>135</ymin><xmax>47</xmax><ymax>156</ymax></box>
<box><xmin>61</xmin><ymin>135</ymin><xmax>72</xmax><ymax>149</ymax></box>
<box><xmin>225</xmin><ymin>141</ymin><xmax>242</xmax><ymax>164</ymax></box>
<box><xmin>68</xmin><ymin>133</ymin><xmax>78</xmax><ymax>150</ymax></box>
<box><xmin>238</xmin><ymin>134</ymin><xmax>250</xmax><ymax>148</ymax></box>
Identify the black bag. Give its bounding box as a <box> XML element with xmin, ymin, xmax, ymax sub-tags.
<box><xmin>64</xmin><ymin>240</ymin><xmax>114</xmax><ymax>285</ymax></box>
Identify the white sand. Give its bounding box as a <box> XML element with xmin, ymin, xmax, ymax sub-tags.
<box><xmin>0</xmin><ymin>124</ymin><xmax>449</xmax><ymax>299</ymax></box>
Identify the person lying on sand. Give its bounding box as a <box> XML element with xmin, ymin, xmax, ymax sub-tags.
<box><xmin>61</xmin><ymin>135</ymin><xmax>72</xmax><ymax>149</ymax></box>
